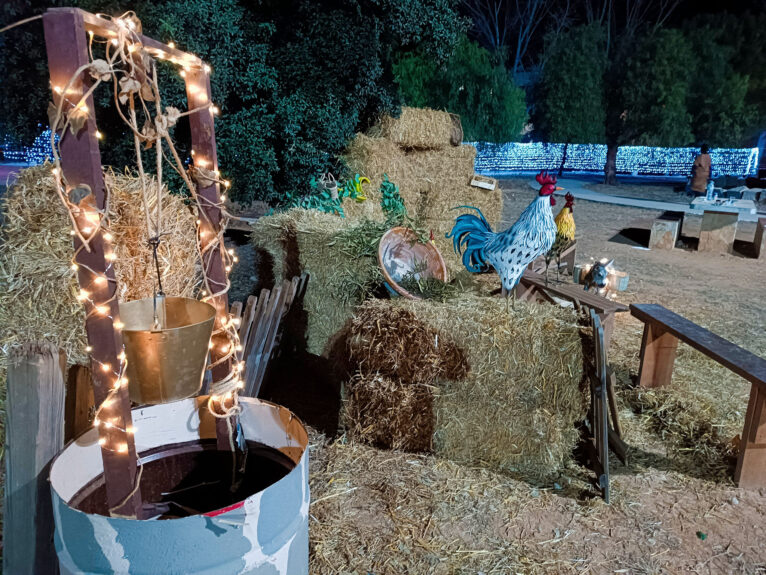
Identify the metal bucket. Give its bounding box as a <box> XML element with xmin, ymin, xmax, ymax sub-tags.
<box><xmin>119</xmin><ymin>297</ymin><xmax>215</xmax><ymax>404</ymax></box>
<box><xmin>49</xmin><ymin>398</ymin><xmax>310</xmax><ymax>574</ymax></box>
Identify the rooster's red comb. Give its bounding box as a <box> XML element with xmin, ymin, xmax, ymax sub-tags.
<box><xmin>536</xmin><ymin>170</ymin><xmax>557</xmax><ymax>186</ymax></box>
<box><xmin>565</xmin><ymin>192</ymin><xmax>574</xmax><ymax>203</ymax></box>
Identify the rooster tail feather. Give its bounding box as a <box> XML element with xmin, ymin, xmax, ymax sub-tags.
<box><xmin>446</xmin><ymin>206</ymin><xmax>495</xmax><ymax>273</ymax></box>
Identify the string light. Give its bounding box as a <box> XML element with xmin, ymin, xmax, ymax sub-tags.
<box><xmin>471</xmin><ymin>141</ymin><xmax>760</xmax><ymax>178</ymax></box>
<box><xmin>95</xmin><ymin>130</ymin><xmax>103</xmax><ymax>140</ymax></box>
<box><xmin>168</xmin><ymin>41</ymin><xmax>175</xmax><ymax>49</ymax></box>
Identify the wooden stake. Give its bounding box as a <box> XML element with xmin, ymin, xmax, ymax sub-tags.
<box><xmin>43</xmin><ymin>8</ymin><xmax>142</xmax><ymax>518</ymax></box>
<box><xmin>3</xmin><ymin>343</ymin><xmax>66</xmax><ymax>574</ymax></box>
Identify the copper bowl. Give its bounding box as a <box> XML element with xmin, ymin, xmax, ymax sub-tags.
<box><xmin>377</xmin><ymin>227</ymin><xmax>448</xmax><ymax>300</ymax></box>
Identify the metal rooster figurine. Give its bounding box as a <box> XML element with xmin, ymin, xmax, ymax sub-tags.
<box><xmin>448</xmin><ymin>171</ymin><xmax>562</xmax><ymax>297</ymax></box>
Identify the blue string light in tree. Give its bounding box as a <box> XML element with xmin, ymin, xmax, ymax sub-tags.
<box><xmin>0</xmin><ymin>129</ymin><xmax>58</xmax><ymax>165</ymax></box>
<box><xmin>471</xmin><ymin>142</ymin><xmax>759</xmax><ymax>178</ymax></box>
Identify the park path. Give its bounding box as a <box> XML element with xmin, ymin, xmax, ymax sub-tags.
<box><xmin>529</xmin><ymin>177</ymin><xmax>762</xmax><ymax>222</ymax></box>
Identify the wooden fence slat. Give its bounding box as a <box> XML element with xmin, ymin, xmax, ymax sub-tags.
<box><xmin>237</xmin><ymin>295</ymin><xmax>258</xmax><ymax>361</ymax></box>
<box><xmin>4</xmin><ymin>343</ymin><xmax>66</xmax><ymax>575</ymax></box>
<box><xmin>243</xmin><ymin>286</ymin><xmax>283</xmax><ymax>396</ymax></box>
<box><xmin>64</xmin><ymin>365</ymin><xmax>95</xmax><ymax>442</ymax></box>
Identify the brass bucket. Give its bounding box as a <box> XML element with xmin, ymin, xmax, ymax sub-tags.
<box><xmin>119</xmin><ymin>297</ymin><xmax>216</xmax><ymax>405</ymax></box>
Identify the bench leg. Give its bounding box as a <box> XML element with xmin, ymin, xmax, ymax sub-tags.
<box><xmin>734</xmin><ymin>385</ymin><xmax>766</xmax><ymax>489</ymax></box>
<box><xmin>637</xmin><ymin>324</ymin><xmax>679</xmax><ymax>388</ymax></box>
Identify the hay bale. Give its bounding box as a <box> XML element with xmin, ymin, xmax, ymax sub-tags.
<box><xmin>347</xmin><ymin>300</ymin><xmax>468</xmax><ymax>384</ymax></box>
<box><xmin>345</xmin><ymin>295</ymin><xmax>586</xmax><ymax>479</ymax></box>
<box><xmin>0</xmin><ymin>165</ymin><xmax>201</xmax><ymax>366</ymax></box>
<box><xmin>251</xmin><ymin>209</ymin><xmax>385</xmax><ymax>355</ymax></box>
<box><xmin>344</xmin><ymin>372</ymin><xmax>434</xmax><ymax>452</ymax></box>
<box><xmin>380</xmin><ymin>107</ymin><xmax>455</xmax><ymax>150</ymax></box>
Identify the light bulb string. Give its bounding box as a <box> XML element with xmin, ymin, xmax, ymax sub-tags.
<box><xmin>48</xmin><ymin>12</ymin><xmax>244</xmax><ymax>431</ymax></box>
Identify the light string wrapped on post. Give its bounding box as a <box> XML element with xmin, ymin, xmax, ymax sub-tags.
<box><xmin>44</xmin><ymin>12</ymin><xmax>244</xmax><ymax>458</ymax></box>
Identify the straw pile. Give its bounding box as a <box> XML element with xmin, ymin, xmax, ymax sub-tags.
<box><xmin>251</xmin><ymin>209</ymin><xmax>385</xmax><ymax>355</ymax></box>
<box><xmin>379</xmin><ymin>107</ymin><xmax>456</xmax><ymax>150</ymax></box>
<box><xmin>347</xmin><ymin>301</ymin><xmax>469</xmax><ymax>384</ymax></box>
<box><xmin>344</xmin><ymin>373</ymin><xmax>435</xmax><ymax>452</ymax></box>
<box><xmin>341</xmin><ymin>295</ymin><xmax>587</xmax><ymax>479</ymax></box>
<box><xmin>342</xmin><ymin>302</ymin><xmax>470</xmax><ymax>452</ymax></box>
<box><xmin>0</xmin><ymin>164</ymin><xmax>201</xmax><ymax>365</ymax></box>
<box><xmin>342</xmin><ymin>108</ymin><xmax>502</xmax><ymax>273</ymax></box>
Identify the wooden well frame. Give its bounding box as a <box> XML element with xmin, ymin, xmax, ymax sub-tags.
<box><xmin>43</xmin><ymin>7</ymin><xmax>230</xmax><ymax>517</ymax></box>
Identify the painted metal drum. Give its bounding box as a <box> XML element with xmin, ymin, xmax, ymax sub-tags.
<box><xmin>119</xmin><ymin>297</ymin><xmax>216</xmax><ymax>405</ymax></box>
<box><xmin>49</xmin><ymin>398</ymin><xmax>310</xmax><ymax>574</ymax></box>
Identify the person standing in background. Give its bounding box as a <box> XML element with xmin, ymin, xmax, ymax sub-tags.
<box><xmin>689</xmin><ymin>144</ymin><xmax>712</xmax><ymax>196</ymax></box>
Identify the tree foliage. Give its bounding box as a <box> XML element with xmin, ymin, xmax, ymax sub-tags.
<box><xmin>394</xmin><ymin>36</ymin><xmax>527</xmax><ymax>141</ymax></box>
<box><xmin>0</xmin><ymin>0</ymin><xmax>466</xmax><ymax>203</ymax></box>
<box><xmin>535</xmin><ymin>23</ymin><xmax>606</xmax><ymax>144</ymax></box>
<box><xmin>618</xmin><ymin>29</ymin><xmax>693</xmax><ymax>147</ymax></box>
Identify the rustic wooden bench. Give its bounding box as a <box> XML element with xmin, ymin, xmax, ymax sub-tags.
<box><xmin>631</xmin><ymin>303</ymin><xmax>766</xmax><ymax>488</ymax></box>
<box><xmin>518</xmin><ymin>270</ymin><xmax>629</xmax><ymax>348</ymax></box>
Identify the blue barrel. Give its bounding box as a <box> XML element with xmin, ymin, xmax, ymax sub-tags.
<box><xmin>49</xmin><ymin>398</ymin><xmax>309</xmax><ymax>574</ymax></box>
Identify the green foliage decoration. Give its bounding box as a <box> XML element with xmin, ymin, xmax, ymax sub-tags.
<box><xmin>394</xmin><ymin>36</ymin><xmax>527</xmax><ymax>142</ymax></box>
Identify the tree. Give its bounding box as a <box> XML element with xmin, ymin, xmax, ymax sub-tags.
<box><xmin>394</xmin><ymin>36</ymin><xmax>527</xmax><ymax>141</ymax></box>
<box><xmin>0</xmin><ymin>0</ymin><xmax>467</xmax><ymax>203</ymax></box>
<box><xmin>535</xmin><ymin>23</ymin><xmax>606</xmax><ymax>145</ymax></box>
<box><xmin>618</xmin><ymin>29</ymin><xmax>693</xmax><ymax>147</ymax></box>
<box><xmin>684</xmin><ymin>25</ymin><xmax>753</xmax><ymax>148</ymax></box>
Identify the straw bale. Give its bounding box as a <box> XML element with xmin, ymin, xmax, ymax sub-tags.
<box><xmin>396</xmin><ymin>295</ymin><xmax>586</xmax><ymax>479</ymax></box>
<box><xmin>343</xmin><ymin>372</ymin><xmax>434</xmax><ymax>452</ymax></box>
<box><xmin>347</xmin><ymin>299</ymin><xmax>468</xmax><ymax>385</ymax></box>
<box><xmin>0</xmin><ymin>164</ymin><xmax>200</xmax><ymax>366</ymax></box>
<box><xmin>251</xmin><ymin>209</ymin><xmax>384</xmax><ymax>355</ymax></box>
<box><xmin>380</xmin><ymin>107</ymin><xmax>455</xmax><ymax>150</ymax></box>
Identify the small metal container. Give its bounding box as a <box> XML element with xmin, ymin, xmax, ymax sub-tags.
<box><xmin>120</xmin><ymin>296</ymin><xmax>216</xmax><ymax>404</ymax></box>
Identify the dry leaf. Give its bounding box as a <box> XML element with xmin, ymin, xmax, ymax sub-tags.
<box><xmin>89</xmin><ymin>59</ymin><xmax>112</xmax><ymax>82</ymax></box>
<box><xmin>141</xmin><ymin>119</ymin><xmax>157</xmax><ymax>148</ymax></box>
<box><xmin>165</xmin><ymin>106</ymin><xmax>180</xmax><ymax>127</ymax></box>
<box><xmin>118</xmin><ymin>77</ymin><xmax>141</xmax><ymax>105</ymax></box>
<box><xmin>67</xmin><ymin>107</ymin><xmax>89</xmax><ymax>136</ymax></box>
<box><xmin>140</xmin><ymin>82</ymin><xmax>155</xmax><ymax>102</ymax></box>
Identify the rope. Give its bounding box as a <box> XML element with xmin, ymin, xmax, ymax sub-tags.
<box><xmin>0</xmin><ymin>14</ymin><xmax>43</xmax><ymax>34</ymax></box>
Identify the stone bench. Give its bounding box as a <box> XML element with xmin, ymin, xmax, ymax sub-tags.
<box><xmin>649</xmin><ymin>211</ymin><xmax>683</xmax><ymax>250</ymax></box>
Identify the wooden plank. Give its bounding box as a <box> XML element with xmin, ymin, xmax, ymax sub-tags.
<box><xmin>606</xmin><ymin>368</ymin><xmax>622</xmax><ymax>437</ymax></box>
<box><xmin>734</xmin><ymin>384</ymin><xmax>766</xmax><ymax>488</ymax></box>
<box><xmin>64</xmin><ymin>365</ymin><xmax>95</xmax><ymax>442</ymax></box>
<box><xmin>520</xmin><ymin>270</ymin><xmax>628</xmax><ymax>314</ymax></box>
<box><xmin>237</xmin><ymin>295</ymin><xmax>258</xmax><ymax>361</ymax></box>
<box><xmin>631</xmin><ymin>304</ymin><xmax>766</xmax><ymax>390</ymax></box>
<box><xmin>243</xmin><ymin>286</ymin><xmax>282</xmax><ymax>397</ymax></box>
<box><xmin>4</xmin><ymin>343</ymin><xmax>66</xmax><ymax>575</ymax></box>
<box><xmin>636</xmin><ymin>323</ymin><xmax>679</xmax><ymax>389</ymax></box>
<box><xmin>43</xmin><ymin>7</ymin><xmax>141</xmax><ymax>518</ymax></box>
<box><xmin>250</xmin><ymin>285</ymin><xmax>292</xmax><ymax>397</ymax></box>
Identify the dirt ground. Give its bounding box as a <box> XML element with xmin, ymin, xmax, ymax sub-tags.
<box><xmin>302</xmin><ymin>178</ymin><xmax>766</xmax><ymax>575</ymax></box>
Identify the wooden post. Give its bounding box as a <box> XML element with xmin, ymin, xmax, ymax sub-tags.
<box><xmin>636</xmin><ymin>323</ymin><xmax>679</xmax><ymax>388</ymax></box>
<box><xmin>734</xmin><ymin>384</ymin><xmax>766</xmax><ymax>488</ymax></box>
<box><xmin>43</xmin><ymin>8</ymin><xmax>142</xmax><ymax>517</ymax></box>
<box><xmin>184</xmin><ymin>68</ymin><xmax>233</xmax><ymax>449</ymax></box>
<box><xmin>65</xmin><ymin>365</ymin><xmax>95</xmax><ymax>442</ymax></box>
<box><xmin>3</xmin><ymin>343</ymin><xmax>66</xmax><ymax>575</ymax></box>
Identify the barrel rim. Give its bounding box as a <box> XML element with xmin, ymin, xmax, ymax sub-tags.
<box><xmin>49</xmin><ymin>397</ymin><xmax>309</xmax><ymax>523</ymax></box>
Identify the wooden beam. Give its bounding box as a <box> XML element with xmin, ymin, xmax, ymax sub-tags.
<box><xmin>636</xmin><ymin>323</ymin><xmax>679</xmax><ymax>389</ymax></box>
<box><xmin>734</xmin><ymin>385</ymin><xmax>766</xmax><ymax>488</ymax></box>
<box><xmin>184</xmin><ymin>67</ymin><xmax>233</xmax><ymax>450</ymax></box>
<box><xmin>43</xmin><ymin>7</ymin><xmax>141</xmax><ymax>518</ymax></box>
<box><xmin>3</xmin><ymin>343</ymin><xmax>66</xmax><ymax>575</ymax></box>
